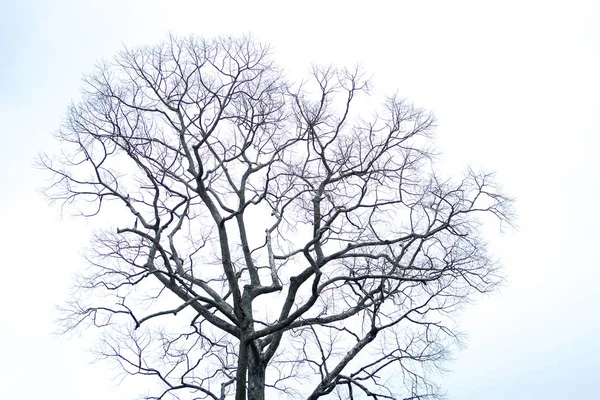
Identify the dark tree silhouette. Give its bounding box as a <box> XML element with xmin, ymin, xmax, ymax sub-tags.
<box><xmin>40</xmin><ymin>35</ymin><xmax>512</xmax><ymax>400</ymax></box>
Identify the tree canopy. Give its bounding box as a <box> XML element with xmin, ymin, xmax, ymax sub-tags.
<box><xmin>41</xmin><ymin>35</ymin><xmax>513</xmax><ymax>400</ymax></box>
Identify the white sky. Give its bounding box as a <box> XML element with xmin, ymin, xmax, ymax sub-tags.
<box><xmin>1</xmin><ymin>0</ymin><xmax>598</xmax><ymax>398</ymax></box>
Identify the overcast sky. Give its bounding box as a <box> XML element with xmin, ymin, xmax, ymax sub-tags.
<box><xmin>1</xmin><ymin>1</ymin><xmax>598</xmax><ymax>399</ymax></box>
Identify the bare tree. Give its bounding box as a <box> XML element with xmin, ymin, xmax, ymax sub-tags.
<box><xmin>40</xmin><ymin>35</ymin><xmax>512</xmax><ymax>400</ymax></box>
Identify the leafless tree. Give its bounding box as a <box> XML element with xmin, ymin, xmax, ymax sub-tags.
<box><xmin>40</xmin><ymin>35</ymin><xmax>512</xmax><ymax>400</ymax></box>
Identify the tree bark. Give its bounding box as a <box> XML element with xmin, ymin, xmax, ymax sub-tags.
<box><xmin>247</xmin><ymin>346</ymin><xmax>266</xmax><ymax>400</ymax></box>
<box><xmin>235</xmin><ymin>341</ymin><xmax>248</xmax><ymax>400</ymax></box>
<box><xmin>235</xmin><ymin>339</ymin><xmax>266</xmax><ymax>400</ymax></box>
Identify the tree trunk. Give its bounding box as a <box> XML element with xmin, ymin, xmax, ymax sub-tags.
<box><xmin>247</xmin><ymin>345</ymin><xmax>266</xmax><ymax>400</ymax></box>
<box><xmin>235</xmin><ymin>341</ymin><xmax>248</xmax><ymax>400</ymax></box>
<box><xmin>235</xmin><ymin>340</ymin><xmax>266</xmax><ymax>400</ymax></box>
<box><xmin>237</xmin><ymin>292</ymin><xmax>265</xmax><ymax>400</ymax></box>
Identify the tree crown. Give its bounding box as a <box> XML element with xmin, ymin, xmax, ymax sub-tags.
<box><xmin>41</xmin><ymin>35</ymin><xmax>513</xmax><ymax>400</ymax></box>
